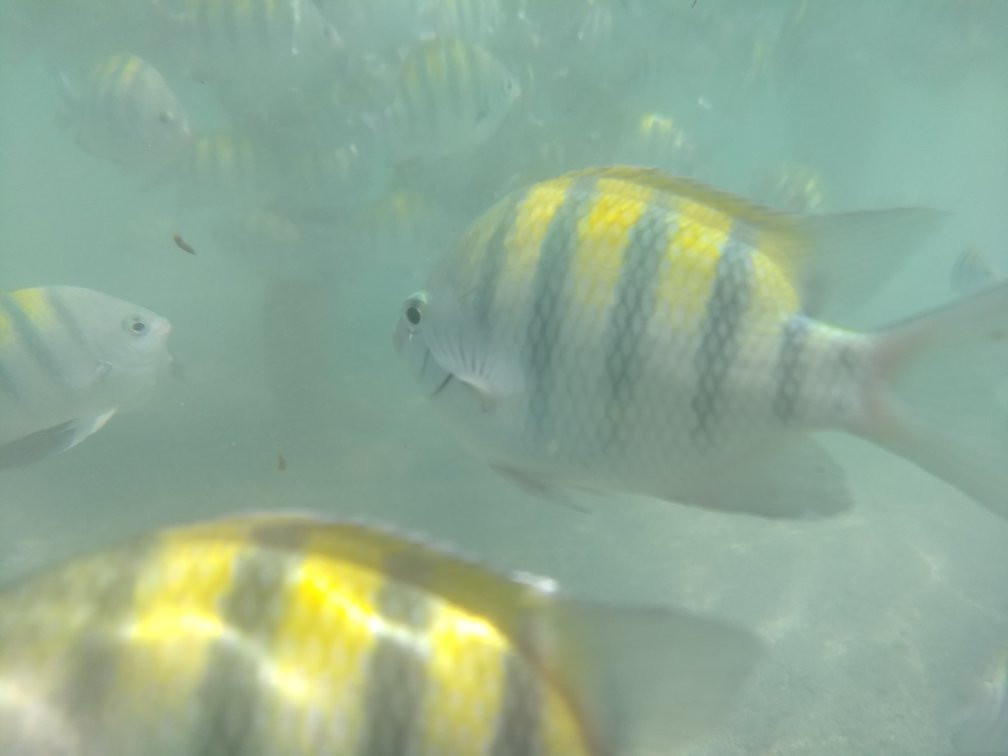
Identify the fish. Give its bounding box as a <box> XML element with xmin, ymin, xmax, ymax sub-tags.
<box><xmin>385</xmin><ymin>38</ymin><xmax>521</xmax><ymax>161</ymax></box>
<box><xmin>951</xmin><ymin>647</ymin><xmax>1008</xmax><ymax>755</ymax></box>
<box><xmin>163</xmin><ymin>0</ymin><xmax>343</xmax><ymax>90</ymax></box>
<box><xmin>172</xmin><ymin>130</ymin><xmax>283</xmax><ymax>209</ymax></box>
<box><xmin>0</xmin><ymin>286</ymin><xmax>172</xmax><ymax>468</ymax></box>
<box><xmin>393</xmin><ymin>165</ymin><xmax>1008</xmax><ymax>520</ymax></box>
<box><xmin>60</xmin><ymin>52</ymin><xmax>191</xmax><ymax>171</ymax></box>
<box><xmin>171</xmin><ymin>233</ymin><xmax>195</xmax><ymax>255</ymax></box>
<box><xmin>417</xmin><ymin>0</ymin><xmax>505</xmax><ymax>42</ymax></box>
<box><xmin>0</xmin><ymin>512</ymin><xmax>763</xmax><ymax>755</ymax></box>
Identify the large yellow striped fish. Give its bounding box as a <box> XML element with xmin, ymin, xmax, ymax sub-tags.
<box><xmin>0</xmin><ymin>286</ymin><xmax>172</xmax><ymax>468</ymax></box>
<box><xmin>0</xmin><ymin>513</ymin><xmax>762</xmax><ymax>755</ymax></box>
<box><xmin>393</xmin><ymin>166</ymin><xmax>1008</xmax><ymax>519</ymax></box>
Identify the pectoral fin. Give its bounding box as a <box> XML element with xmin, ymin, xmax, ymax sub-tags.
<box><xmin>0</xmin><ymin>411</ymin><xmax>116</xmax><ymax>468</ymax></box>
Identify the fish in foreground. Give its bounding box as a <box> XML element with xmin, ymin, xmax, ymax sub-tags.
<box><xmin>394</xmin><ymin>165</ymin><xmax>1008</xmax><ymax>519</ymax></box>
<box><xmin>951</xmin><ymin>647</ymin><xmax>1008</xmax><ymax>755</ymax></box>
<box><xmin>0</xmin><ymin>512</ymin><xmax>762</xmax><ymax>755</ymax></box>
<box><xmin>0</xmin><ymin>286</ymin><xmax>172</xmax><ymax>467</ymax></box>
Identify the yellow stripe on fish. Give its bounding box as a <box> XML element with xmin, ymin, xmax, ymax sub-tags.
<box><xmin>0</xmin><ymin>513</ymin><xmax>762</xmax><ymax>754</ymax></box>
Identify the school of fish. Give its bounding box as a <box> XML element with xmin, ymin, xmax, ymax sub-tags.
<box><xmin>1</xmin><ymin>1</ymin><xmax>1007</xmax><ymax>754</ymax></box>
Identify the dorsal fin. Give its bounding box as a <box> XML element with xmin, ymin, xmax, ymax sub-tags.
<box><xmin>560</xmin><ymin>166</ymin><xmax>944</xmax><ymax>320</ymax></box>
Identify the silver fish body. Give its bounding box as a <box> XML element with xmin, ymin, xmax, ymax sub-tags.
<box><xmin>0</xmin><ymin>286</ymin><xmax>172</xmax><ymax>467</ymax></box>
<box><xmin>394</xmin><ymin>166</ymin><xmax>1008</xmax><ymax>520</ymax></box>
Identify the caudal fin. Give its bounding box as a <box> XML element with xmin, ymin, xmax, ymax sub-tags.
<box><xmin>860</xmin><ymin>281</ymin><xmax>1008</xmax><ymax>519</ymax></box>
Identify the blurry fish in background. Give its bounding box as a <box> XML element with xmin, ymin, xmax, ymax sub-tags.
<box><xmin>284</xmin><ymin>138</ymin><xmax>392</xmax><ymax>213</ymax></box>
<box><xmin>615</xmin><ymin>112</ymin><xmax>699</xmax><ymax>176</ymax></box>
<box><xmin>751</xmin><ymin>163</ymin><xmax>826</xmax><ymax>214</ymax></box>
<box><xmin>316</xmin><ymin>0</ymin><xmax>423</xmax><ymax>57</ymax></box>
<box><xmin>394</xmin><ymin>165</ymin><xmax>1008</xmax><ymax>520</ymax></box>
<box><xmin>168</xmin><ymin>129</ymin><xmax>283</xmax><ymax>211</ymax></box>
<box><xmin>0</xmin><ymin>512</ymin><xmax>763</xmax><ymax>755</ymax></box>
<box><xmin>951</xmin><ymin>647</ymin><xmax>1008</xmax><ymax>755</ymax></box>
<box><xmin>417</xmin><ymin>0</ymin><xmax>505</xmax><ymax>42</ymax></box>
<box><xmin>158</xmin><ymin>0</ymin><xmax>343</xmax><ymax>109</ymax></box>
<box><xmin>385</xmin><ymin>38</ymin><xmax>521</xmax><ymax>161</ymax></box>
<box><xmin>0</xmin><ymin>286</ymin><xmax>172</xmax><ymax>468</ymax></box>
<box><xmin>211</xmin><ymin>206</ymin><xmax>332</xmax><ymax>281</ymax></box>
<box><xmin>951</xmin><ymin>246</ymin><xmax>1002</xmax><ymax>295</ymax></box>
<box><xmin>58</xmin><ymin>52</ymin><xmax>191</xmax><ymax>172</ymax></box>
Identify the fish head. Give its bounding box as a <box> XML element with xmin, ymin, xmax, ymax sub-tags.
<box><xmin>64</xmin><ymin>289</ymin><xmax>174</xmax><ymax>389</ymax></box>
<box><xmin>393</xmin><ymin>283</ymin><xmax>525</xmax><ymax>434</ymax></box>
<box><xmin>393</xmin><ymin>290</ymin><xmax>455</xmax><ymax>399</ymax></box>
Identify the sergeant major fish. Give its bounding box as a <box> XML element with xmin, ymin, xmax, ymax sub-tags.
<box><xmin>0</xmin><ymin>286</ymin><xmax>172</xmax><ymax>468</ymax></box>
<box><xmin>60</xmin><ymin>53</ymin><xmax>191</xmax><ymax>172</ymax></box>
<box><xmin>394</xmin><ymin>166</ymin><xmax>1008</xmax><ymax>519</ymax></box>
<box><xmin>385</xmin><ymin>38</ymin><xmax>520</xmax><ymax>161</ymax></box>
<box><xmin>0</xmin><ymin>512</ymin><xmax>762</xmax><ymax>755</ymax></box>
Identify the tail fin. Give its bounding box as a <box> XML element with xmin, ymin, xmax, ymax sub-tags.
<box><xmin>859</xmin><ymin>281</ymin><xmax>1008</xmax><ymax>519</ymax></box>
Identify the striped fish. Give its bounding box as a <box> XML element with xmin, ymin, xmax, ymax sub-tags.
<box><xmin>0</xmin><ymin>286</ymin><xmax>172</xmax><ymax>468</ymax></box>
<box><xmin>393</xmin><ymin>165</ymin><xmax>1008</xmax><ymax>519</ymax></box>
<box><xmin>418</xmin><ymin>0</ymin><xmax>505</xmax><ymax>42</ymax></box>
<box><xmin>0</xmin><ymin>512</ymin><xmax>762</xmax><ymax>755</ymax></box>
<box><xmin>173</xmin><ymin>130</ymin><xmax>283</xmax><ymax>209</ymax></box>
<box><xmin>64</xmin><ymin>52</ymin><xmax>191</xmax><ymax>171</ymax></box>
<box><xmin>386</xmin><ymin>38</ymin><xmax>520</xmax><ymax>161</ymax></box>
<box><xmin>165</xmin><ymin>0</ymin><xmax>342</xmax><ymax>92</ymax></box>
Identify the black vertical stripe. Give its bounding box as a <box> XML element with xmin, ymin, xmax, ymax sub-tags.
<box><xmin>599</xmin><ymin>204</ymin><xmax>671</xmax><ymax>453</ymax></box>
<box><xmin>773</xmin><ymin>315</ymin><xmax>809</xmax><ymax>424</ymax></box>
<box><xmin>46</xmin><ymin>289</ymin><xmax>91</xmax><ymax>353</ymax></box>
<box><xmin>690</xmin><ymin>229</ymin><xmax>754</xmax><ymax>449</ymax></box>
<box><xmin>190</xmin><ymin>546</ymin><xmax>292</xmax><ymax>756</ymax></box>
<box><xmin>55</xmin><ymin>539</ymin><xmax>154</xmax><ymax>747</ymax></box>
<box><xmin>473</xmin><ymin>189</ymin><xmax>527</xmax><ymax>334</ymax></box>
<box><xmin>357</xmin><ymin>582</ymin><xmax>432</xmax><ymax>756</ymax></box>
<box><xmin>0</xmin><ymin>292</ymin><xmax>67</xmax><ymax>385</ymax></box>
<box><xmin>490</xmin><ymin>650</ymin><xmax>543</xmax><ymax>756</ymax></box>
<box><xmin>524</xmin><ymin>177</ymin><xmax>596</xmax><ymax>441</ymax></box>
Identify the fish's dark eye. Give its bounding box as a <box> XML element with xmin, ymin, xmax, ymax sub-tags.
<box><xmin>126</xmin><ymin>317</ymin><xmax>149</xmax><ymax>336</ymax></box>
<box><xmin>405</xmin><ymin>305</ymin><xmax>422</xmax><ymax>326</ymax></box>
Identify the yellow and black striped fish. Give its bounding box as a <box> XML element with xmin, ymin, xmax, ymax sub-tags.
<box><xmin>0</xmin><ymin>512</ymin><xmax>762</xmax><ymax>755</ymax></box>
<box><xmin>0</xmin><ymin>286</ymin><xmax>172</xmax><ymax>468</ymax></box>
<box><xmin>386</xmin><ymin>38</ymin><xmax>520</xmax><ymax>161</ymax></box>
<box><xmin>394</xmin><ymin>165</ymin><xmax>1008</xmax><ymax>520</ymax></box>
<box><xmin>65</xmin><ymin>52</ymin><xmax>191</xmax><ymax>171</ymax></box>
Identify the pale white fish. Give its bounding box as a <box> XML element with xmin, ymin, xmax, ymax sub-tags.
<box><xmin>0</xmin><ymin>286</ymin><xmax>172</xmax><ymax>467</ymax></box>
<box><xmin>951</xmin><ymin>648</ymin><xmax>1008</xmax><ymax>755</ymax></box>
<box><xmin>60</xmin><ymin>52</ymin><xmax>191</xmax><ymax>172</ymax></box>
<box><xmin>393</xmin><ymin>166</ymin><xmax>1008</xmax><ymax>521</ymax></box>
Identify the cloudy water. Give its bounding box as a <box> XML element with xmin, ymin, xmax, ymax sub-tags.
<box><xmin>0</xmin><ymin>1</ymin><xmax>1007</xmax><ymax>754</ymax></box>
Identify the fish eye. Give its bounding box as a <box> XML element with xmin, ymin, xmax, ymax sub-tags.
<box><xmin>125</xmin><ymin>316</ymin><xmax>149</xmax><ymax>336</ymax></box>
<box><xmin>402</xmin><ymin>295</ymin><xmax>425</xmax><ymax>329</ymax></box>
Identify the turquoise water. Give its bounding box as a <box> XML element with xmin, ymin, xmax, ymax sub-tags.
<box><xmin>1</xmin><ymin>2</ymin><xmax>1007</xmax><ymax>753</ymax></box>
